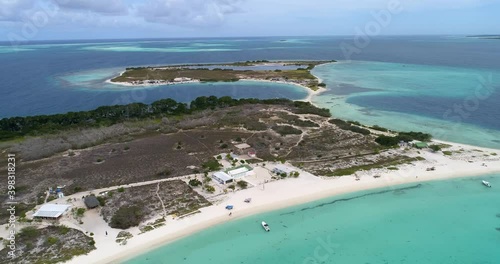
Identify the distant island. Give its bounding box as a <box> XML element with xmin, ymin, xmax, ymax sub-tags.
<box><xmin>109</xmin><ymin>60</ymin><xmax>334</xmax><ymax>91</ymax></box>
<box><xmin>467</xmin><ymin>35</ymin><xmax>500</xmax><ymax>40</ymax></box>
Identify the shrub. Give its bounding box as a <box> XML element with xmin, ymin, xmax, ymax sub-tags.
<box><xmin>97</xmin><ymin>196</ymin><xmax>106</xmax><ymax>206</ymax></box>
<box><xmin>189</xmin><ymin>179</ymin><xmax>202</xmax><ymax>187</ymax></box>
<box><xmin>47</xmin><ymin>236</ymin><xmax>59</xmax><ymax>245</ymax></box>
<box><xmin>398</xmin><ymin>132</ymin><xmax>432</xmax><ymax>142</ymax></box>
<box><xmin>110</xmin><ymin>205</ymin><xmax>144</xmax><ymax>229</ymax></box>
<box><xmin>375</xmin><ymin>135</ymin><xmax>400</xmax><ymax>147</ymax></box>
<box><xmin>272</xmin><ymin>125</ymin><xmax>302</xmax><ymax>136</ymax></box>
<box><xmin>19</xmin><ymin>227</ymin><xmax>40</xmax><ymax>240</ymax></box>
<box><xmin>117</xmin><ymin>187</ymin><xmax>125</xmax><ymax>192</ymax></box>
<box><xmin>76</xmin><ymin>208</ymin><xmax>86</xmax><ymax>217</ymax></box>
<box><xmin>429</xmin><ymin>145</ymin><xmax>442</xmax><ymax>152</ymax></box>
<box><xmin>329</xmin><ymin>119</ymin><xmax>370</xmax><ymax>135</ymax></box>
<box><xmin>202</xmin><ymin>159</ymin><xmax>222</xmax><ymax>172</ymax></box>
<box><xmin>370</xmin><ymin>125</ymin><xmax>388</xmax><ymax>132</ymax></box>
<box><xmin>205</xmin><ymin>185</ymin><xmax>216</xmax><ymax>193</ymax></box>
<box><xmin>237</xmin><ymin>181</ymin><xmax>248</xmax><ymax>189</ymax></box>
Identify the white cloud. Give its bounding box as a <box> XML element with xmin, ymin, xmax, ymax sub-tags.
<box><xmin>0</xmin><ymin>0</ymin><xmax>37</xmax><ymax>21</ymax></box>
<box><xmin>53</xmin><ymin>0</ymin><xmax>129</xmax><ymax>15</ymax></box>
<box><xmin>136</xmin><ymin>0</ymin><xmax>244</xmax><ymax>27</ymax></box>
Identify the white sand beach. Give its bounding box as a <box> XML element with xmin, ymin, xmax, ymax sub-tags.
<box><xmin>61</xmin><ymin>140</ymin><xmax>500</xmax><ymax>264</ymax></box>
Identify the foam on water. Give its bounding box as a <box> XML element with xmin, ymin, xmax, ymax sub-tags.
<box><xmin>0</xmin><ymin>46</ymin><xmax>35</xmax><ymax>53</ymax></box>
<box><xmin>81</xmin><ymin>45</ymin><xmax>239</xmax><ymax>53</ymax></box>
<box><xmin>125</xmin><ymin>175</ymin><xmax>500</xmax><ymax>264</ymax></box>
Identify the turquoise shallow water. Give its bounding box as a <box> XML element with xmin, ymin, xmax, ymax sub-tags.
<box><xmin>312</xmin><ymin>61</ymin><xmax>500</xmax><ymax>149</ymax></box>
<box><xmin>125</xmin><ymin>175</ymin><xmax>500</xmax><ymax>264</ymax></box>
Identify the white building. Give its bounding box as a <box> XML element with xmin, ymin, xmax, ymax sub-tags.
<box><xmin>33</xmin><ymin>204</ymin><xmax>71</xmax><ymax>219</ymax></box>
<box><xmin>173</xmin><ymin>77</ymin><xmax>192</xmax><ymax>82</ymax></box>
<box><xmin>226</xmin><ymin>165</ymin><xmax>254</xmax><ymax>179</ymax></box>
<box><xmin>212</xmin><ymin>171</ymin><xmax>234</xmax><ymax>185</ymax></box>
<box><xmin>273</xmin><ymin>164</ymin><xmax>297</xmax><ymax>176</ymax></box>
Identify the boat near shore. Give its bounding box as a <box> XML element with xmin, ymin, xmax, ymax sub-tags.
<box><xmin>262</xmin><ymin>221</ymin><xmax>270</xmax><ymax>232</ymax></box>
<box><xmin>482</xmin><ymin>180</ymin><xmax>492</xmax><ymax>188</ymax></box>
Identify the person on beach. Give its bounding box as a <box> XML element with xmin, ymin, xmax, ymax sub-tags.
<box><xmin>105</xmin><ymin>231</ymin><xmax>108</xmax><ymax>236</ymax></box>
<box><xmin>229</xmin><ymin>212</ymin><xmax>232</xmax><ymax>216</ymax></box>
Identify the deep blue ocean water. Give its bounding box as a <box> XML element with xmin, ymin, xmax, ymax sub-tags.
<box><xmin>1</xmin><ymin>36</ymin><xmax>500</xmax><ymax>147</ymax></box>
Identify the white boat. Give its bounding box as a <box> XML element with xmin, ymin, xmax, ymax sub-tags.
<box><xmin>482</xmin><ymin>180</ymin><xmax>492</xmax><ymax>188</ymax></box>
<box><xmin>262</xmin><ymin>221</ymin><xmax>270</xmax><ymax>232</ymax></box>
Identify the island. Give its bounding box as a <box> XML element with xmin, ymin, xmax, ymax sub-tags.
<box><xmin>1</xmin><ymin>98</ymin><xmax>499</xmax><ymax>263</ymax></box>
<box><xmin>109</xmin><ymin>60</ymin><xmax>334</xmax><ymax>91</ymax></box>
<box><xmin>467</xmin><ymin>35</ymin><xmax>500</xmax><ymax>40</ymax></box>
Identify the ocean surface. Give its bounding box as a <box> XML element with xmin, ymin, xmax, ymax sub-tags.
<box><xmin>125</xmin><ymin>175</ymin><xmax>500</xmax><ymax>264</ymax></box>
<box><xmin>1</xmin><ymin>36</ymin><xmax>500</xmax><ymax>148</ymax></box>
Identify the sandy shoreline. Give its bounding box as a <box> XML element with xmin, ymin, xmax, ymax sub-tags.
<box><xmin>51</xmin><ymin>62</ymin><xmax>500</xmax><ymax>263</ymax></box>
<box><xmin>64</xmin><ymin>140</ymin><xmax>500</xmax><ymax>263</ymax></box>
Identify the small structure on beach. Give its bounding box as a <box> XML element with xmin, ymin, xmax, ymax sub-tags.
<box><xmin>414</xmin><ymin>142</ymin><xmax>429</xmax><ymax>149</ymax></box>
<box><xmin>173</xmin><ymin>77</ymin><xmax>192</xmax><ymax>82</ymax></box>
<box><xmin>33</xmin><ymin>204</ymin><xmax>71</xmax><ymax>219</ymax></box>
<box><xmin>84</xmin><ymin>196</ymin><xmax>100</xmax><ymax>209</ymax></box>
<box><xmin>212</xmin><ymin>171</ymin><xmax>234</xmax><ymax>185</ymax></box>
<box><xmin>226</xmin><ymin>165</ymin><xmax>253</xmax><ymax>179</ymax></box>
<box><xmin>273</xmin><ymin>164</ymin><xmax>297</xmax><ymax>176</ymax></box>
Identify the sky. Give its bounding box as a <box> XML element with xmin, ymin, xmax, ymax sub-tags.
<box><xmin>0</xmin><ymin>0</ymin><xmax>498</xmax><ymax>41</ymax></box>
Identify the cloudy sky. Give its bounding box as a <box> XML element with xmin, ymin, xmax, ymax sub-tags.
<box><xmin>0</xmin><ymin>0</ymin><xmax>498</xmax><ymax>40</ymax></box>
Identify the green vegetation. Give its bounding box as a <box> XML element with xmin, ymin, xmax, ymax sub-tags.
<box><xmin>117</xmin><ymin>187</ymin><xmax>125</xmax><ymax>193</ymax></box>
<box><xmin>324</xmin><ymin>157</ymin><xmax>418</xmax><ymax>176</ymax></box>
<box><xmin>291</xmin><ymin>101</ymin><xmax>331</xmax><ymax>117</ymax></box>
<box><xmin>0</xmin><ymin>96</ymin><xmax>330</xmax><ymax>141</ymax></box>
<box><xmin>443</xmin><ymin>151</ymin><xmax>453</xmax><ymax>156</ymax></box>
<box><xmin>1</xmin><ymin>226</ymin><xmax>96</xmax><ymax>264</ymax></box>
<box><xmin>429</xmin><ymin>145</ymin><xmax>442</xmax><ymax>152</ymax></box>
<box><xmin>237</xmin><ymin>181</ymin><xmax>248</xmax><ymax>189</ymax></box>
<box><xmin>205</xmin><ymin>185</ymin><xmax>216</xmax><ymax>193</ymax></box>
<box><xmin>329</xmin><ymin>119</ymin><xmax>371</xmax><ymax>135</ymax></box>
<box><xmin>375</xmin><ymin>131</ymin><xmax>432</xmax><ymax>147</ymax></box>
<box><xmin>188</xmin><ymin>179</ymin><xmax>202</xmax><ymax>187</ymax></box>
<box><xmin>202</xmin><ymin>158</ymin><xmax>222</xmax><ymax>172</ymax></box>
<box><xmin>110</xmin><ymin>205</ymin><xmax>144</xmax><ymax>229</ymax></box>
<box><xmin>271</xmin><ymin>125</ymin><xmax>302</xmax><ymax>136</ymax></box>
<box><xmin>97</xmin><ymin>196</ymin><xmax>106</xmax><ymax>206</ymax></box>
<box><xmin>18</xmin><ymin>226</ymin><xmax>40</xmax><ymax>239</ymax></box>
<box><xmin>114</xmin><ymin>61</ymin><xmax>333</xmax><ymax>90</ymax></box>
<box><xmin>370</xmin><ymin>125</ymin><xmax>389</xmax><ymax>132</ymax></box>
<box><xmin>46</xmin><ymin>236</ymin><xmax>59</xmax><ymax>245</ymax></box>
<box><xmin>76</xmin><ymin>208</ymin><xmax>86</xmax><ymax>217</ymax></box>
